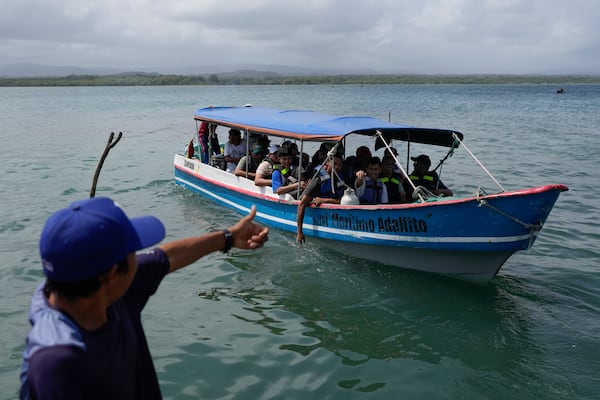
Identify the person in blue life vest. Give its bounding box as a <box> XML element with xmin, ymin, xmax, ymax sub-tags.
<box><xmin>271</xmin><ymin>148</ymin><xmax>305</xmax><ymax>198</ymax></box>
<box><xmin>380</xmin><ymin>155</ymin><xmax>407</xmax><ymax>203</ymax></box>
<box><xmin>296</xmin><ymin>154</ymin><xmax>346</xmax><ymax>243</ymax></box>
<box><xmin>404</xmin><ymin>154</ymin><xmax>453</xmax><ymax>199</ymax></box>
<box><xmin>354</xmin><ymin>156</ymin><xmax>388</xmax><ymax>204</ymax></box>
<box><xmin>20</xmin><ymin>197</ymin><xmax>269</xmax><ymax>400</ymax></box>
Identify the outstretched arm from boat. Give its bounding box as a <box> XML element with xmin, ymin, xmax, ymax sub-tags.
<box><xmin>296</xmin><ymin>195</ymin><xmax>312</xmax><ymax>243</ymax></box>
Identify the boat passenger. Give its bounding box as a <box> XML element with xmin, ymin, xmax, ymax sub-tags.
<box><xmin>255</xmin><ymin>144</ymin><xmax>280</xmax><ymax>187</ymax></box>
<box><xmin>404</xmin><ymin>154</ymin><xmax>453</xmax><ymax>198</ymax></box>
<box><xmin>234</xmin><ymin>146</ymin><xmax>266</xmax><ymax>180</ymax></box>
<box><xmin>344</xmin><ymin>145</ymin><xmax>372</xmax><ymax>186</ymax></box>
<box><xmin>224</xmin><ymin>128</ymin><xmax>247</xmax><ymax>173</ymax></box>
<box><xmin>354</xmin><ymin>157</ymin><xmax>388</xmax><ymax>204</ymax></box>
<box><xmin>296</xmin><ymin>155</ymin><xmax>345</xmax><ymax>243</ymax></box>
<box><xmin>271</xmin><ymin>149</ymin><xmax>305</xmax><ymax>198</ymax></box>
<box><xmin>383</xmin><ymin>147</ymin><xmax>401</xmax><ymax>173</ymax></box>
<box><xmin>196</xmin><ymin>122</ymin><xmax>210</xmax><ymax>163</ymax></box>
<box><xmin>380</xmin><ymin>156</ymin><xmax>407</xmax><ymax>203</ymax></box>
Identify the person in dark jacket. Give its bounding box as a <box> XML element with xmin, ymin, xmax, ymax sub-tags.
<box><xmin>404</xmin><ymin>154</ymin><xmax>453</xmax><ymax>199</ymax></box>
<box><xmin>20</xmin><ymin>197</ymin><xmax>268</xmax><ymax>399</ymax></box>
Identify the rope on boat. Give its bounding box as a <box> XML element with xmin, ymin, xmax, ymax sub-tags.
<box><xmin>299</xmin><ymin>141</ymin><xmax>350</xmax><ymax>200</ymax></box>
<box><xmin>452</xmin><ymin>133</ymin><xmax>506</xmax><ymax>193</ymax></box>
<box><xmin>90</xmin><ymin>132</ymin><xmax>122</xmax><ymax>198</ymax></box>
<box><xmin>475</xmin><ymin>193</ymin><xmax>541</xmax><ymax>247</ymax></box>
<box><xmin>374</xmin><ymin>130</ymin><xmax>426</xmax><ymax>202</ymax></box>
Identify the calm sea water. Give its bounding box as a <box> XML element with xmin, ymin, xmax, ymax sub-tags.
<box><xmin>1</xmin><ymin>84</ymin><xmax>599</xmax><ymax>399</ymax></box>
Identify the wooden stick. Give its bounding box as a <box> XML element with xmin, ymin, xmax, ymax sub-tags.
<box><xmin>90</xmin><ymin>132</ymin><xmax>122</xmax><ymax>198</ymax></box>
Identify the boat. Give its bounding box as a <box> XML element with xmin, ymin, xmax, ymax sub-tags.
<box><xmin>174</xmin><ymin>106</ymin><xmax>568</xmax><ymax>280</ymax></box>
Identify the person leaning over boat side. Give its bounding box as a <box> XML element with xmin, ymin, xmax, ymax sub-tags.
<box><xmin>355</xmin><ymin>156</ymin><xmax>388</xmax><ymax>204</ymax></box>
<box><xmin>19</xmin><ymin>197</ymin><xmax>268</xmax><ymax>400</ymax></box>
<box><xmin>224</xmin><ymin>128</ymin><xmax>247</xmax><ymax>173</ymax></box>
<box><xmin>296</xmin><ymin>154</ymin><xmax>345</xmax><ymax>243</ymax></box>
<box><xmin>271</xmin><ymin>148</ymin><xmax>305</xmax><ymax>198</ymax></box>
<box><xmin>234</xmin><ymin>145</ymin><xmax>266</xmax><ymax>180</ymax></box>
<box><xmin>254</xmin><ymin>144</ymin><xmax>280</xmax><ymax>187</ymax></box>
<box><xmin>404</xmin><ymin>154</ymin><xmax>453</xmax><ymax>198</ymax></box>
<box><xmin>380</xmin><ymin>156</ymin><xmax>407</xmax><ymax>203</ymax></box>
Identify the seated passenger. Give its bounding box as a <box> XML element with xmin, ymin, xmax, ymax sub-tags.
<box><xmin>296</xmin><ymin>155</ymin><xmax>345</xmax><ymax>243</ymax></box>
<box><xmin>405</xmin><ymin>154</ymin><xmax>453</xmax><ymax>198</ymax></box>
<box><xmin>234</xmin><ymin>146</ymin><xmax>266</xmax><ymax>180</ymax></box>
<box><xmin>344</xmin><ymin>145</ymin><xmax>372</xmax><ymax>186</ymax></box>
<box><xmin>255</xmin><ymin>144</ymin><xmax>280</xmax><ymax>187</ymax></box>
<box><xmin>354</xmin><ymin>157</ymin><xmax>388</xmax><ymax>204</ymax></box>
<box><xmin>224</xmin><ymin>128</ymin><xmax>247</xmax><ymax>173</ymax></box>
<box><xmin>380</xmin><ymin>156</ymin><xmax>407</xmax><ymax>203</ymax></box>
<box><xmin>271</xmin><ymin>149</ymin><xmax>305</xmax><ymax>198</ymax></box>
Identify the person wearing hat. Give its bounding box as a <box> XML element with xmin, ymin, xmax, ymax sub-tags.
<box><xmin>405</xmin><ymin>154</ymin><xmax>453</xmax><ymax>198</ymax></box>
<box><xmin>20</xmin><ymin>197</ymin><xmax>268</xmax><ymax>399</ymax></box>
<box><xmin>234</xmin><ymin>145</ymin><xmax>266</xmax><ymax>180</ymax></box>
<box><xmin>254</xmin><ymin>144</ymin><xmax>281</xmax><ymax>187</ymax></box>
<box><xmin>271</xmin><ymin>148</ymin><xmax>306</xmax><ymax>198</ymax></box>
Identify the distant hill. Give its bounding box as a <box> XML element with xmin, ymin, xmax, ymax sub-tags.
<box><xmin>0</xmin><ymin>63</ymin><xmax>383</xmax><ymax>78</ymax></box>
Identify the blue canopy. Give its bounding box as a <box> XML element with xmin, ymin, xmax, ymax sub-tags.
<box><xmin>193</xmin><ymin>106</ymin><xmax>463</xmax><ymax>147</ymax></box>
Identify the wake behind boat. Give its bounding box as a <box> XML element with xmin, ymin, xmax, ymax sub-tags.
<box><xmin>174</xmin><ymin>106</ymin><xmax>568</xmax><ymax>280</ymax></box>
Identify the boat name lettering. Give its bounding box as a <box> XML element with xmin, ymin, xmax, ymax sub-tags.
<box><xmin>330</xmin><ymin>213</ymin><xmax>376</xmax><ymax>232</ymax></box>
<box><xmin>377</xmin><ymin>216</ymin><xmax>427</xmax><ymax>233</ymax></box>
<box><xmin>315</xmin><ymin>213</ymin><xmax>427</xmax><ymax>233</ymax></box>
<box><xmin>184</xmin><ymin>159</ymin><xmax>195</xmax><ymax>170</ymax></box>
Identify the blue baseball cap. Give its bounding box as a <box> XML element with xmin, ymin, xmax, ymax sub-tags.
<box><xmin>39</xmin><ymin>197</ymin><xmax>166</xmax><ymax>282</ymax></box>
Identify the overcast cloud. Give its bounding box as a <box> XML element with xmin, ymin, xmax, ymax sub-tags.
<box><xmin>1</xmin><ymin>0</ymin><xmax>598</xmax><ymax>74</ymax></box>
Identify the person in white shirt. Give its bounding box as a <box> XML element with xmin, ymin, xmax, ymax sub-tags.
<box><xmin>224</xmin><ymin>129</ymin><xmax>247</xmax><ymax>173</ymax></box>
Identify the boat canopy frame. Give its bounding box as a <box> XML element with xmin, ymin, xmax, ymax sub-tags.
<box><xmin>193</xmin><ymin>106</ymin><xmax>464</xmax><ymax>147</ymax></box>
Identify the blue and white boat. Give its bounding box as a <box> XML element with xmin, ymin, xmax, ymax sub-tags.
<box><xmin>174</xmin><ymin>106</ymin><xmax>568</xmax><ymax>279</ymax></box>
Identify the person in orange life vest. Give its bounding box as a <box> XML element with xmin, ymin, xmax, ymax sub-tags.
<box><xmin>380</xmin><ymin>155</ymin><xmax>407</xmax><ymax>203</ymax></box>
<box><xmin>355</xmin><ymin>156</ymin><xmax>388</xmax><ymax>204</ymax></box>
<box><xmin>405</xmin><ymin>154</ymin><xmax>453</xmax><ymax>198</ymax></box>
<box><xmin>296</xmin><ymin>154</ymin><xmax>345</xmax><ymax>243</ymax></box>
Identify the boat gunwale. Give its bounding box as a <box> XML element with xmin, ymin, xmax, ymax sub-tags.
<box><xmin>174</xmin><ymin>160</ymin><xmax>568</xmax><ymax>211</ymax></box>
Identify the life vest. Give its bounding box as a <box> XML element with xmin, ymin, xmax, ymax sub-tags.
<box><xmin>359</xmin><ymin>178</ymin><xmax>384</xmax><ymax>204</ymax></box>
<box><xmin>409</xmin><ymin>172</ymin><xmax>438</xmax><ymax>191</ymax></box>
<box><xmin>319</xmin><ymin>176</ymin><xmax>345</xmax><ymax>199</ymax></box>
<box><xmin>381</xmin><ymin>175</ymin><xmax>403</xmax><ymax>202</ymax></box>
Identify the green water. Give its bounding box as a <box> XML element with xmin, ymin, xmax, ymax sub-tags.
<box><xmin>1</xmin><ymin>84</ymin><xmax>598</xmax><ymax>399</ymax></box>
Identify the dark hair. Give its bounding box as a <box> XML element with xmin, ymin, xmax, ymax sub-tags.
<box><xmin>368</xmin><ymin>156</ymin><xmax>382</xmax><ymax>166</ymax></box>
<box><xmin>44</xmin><ymin>257</ymin><xmax>130</xmax><ymax>301</ymax></box>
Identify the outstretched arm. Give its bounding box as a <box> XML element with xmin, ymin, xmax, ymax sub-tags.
<box><xmin>296</xmin><ymin>194</ymin><xmax>313</xmax><ymax>243</ymax></box>
<box><xmin>161</xmin><ymin>206</ymin><xmax>269</xmax><ymax>273</ymax></box>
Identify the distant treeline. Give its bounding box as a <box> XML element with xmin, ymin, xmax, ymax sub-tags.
<box><xmin>1</xmin><ymin>73</ymin><xmax>599</xmax><ymax>87</ymax></box>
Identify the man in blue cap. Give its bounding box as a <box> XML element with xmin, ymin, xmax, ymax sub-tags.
<box><xmin>20</xmin><ymin>197</ymin><xmax>268</xmax><ymax>399</ymax></box>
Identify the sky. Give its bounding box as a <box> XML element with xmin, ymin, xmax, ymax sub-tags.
<box><xmin>1</xmin><ymin>0</ymin><xmax>599</xmax><ymax>74</ymax></box>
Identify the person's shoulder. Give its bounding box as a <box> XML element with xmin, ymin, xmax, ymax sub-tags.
<box><xmin>31</xmin><ymin>344</ymin><xmax>83</xmax><ymax>365</ymax></box>
<box><xmin>26</xmin><ymin>345</ymin><xmax>85</xmax><ymax>398</ymax></box>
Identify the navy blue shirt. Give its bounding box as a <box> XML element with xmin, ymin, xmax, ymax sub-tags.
<box><xmin>20</xmin><ymin>248</ymin><xmax>170</xmax><ymax>400</ymax></box>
